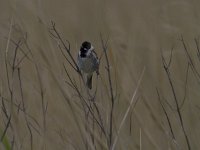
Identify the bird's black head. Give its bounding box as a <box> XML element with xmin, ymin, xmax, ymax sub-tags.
<box><xmin>82</xmin><ymin>41</ymin><xmax>91</xmax><ymax>50</ymax></box>
<box><xmin>80</xmin><ymin>41</ymin><xmax>91</xmax><ymax>57</ymax></box>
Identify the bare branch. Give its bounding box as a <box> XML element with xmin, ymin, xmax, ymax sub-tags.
<box><xmin>0</xmin><ymin>115</ymin><xmax>11</xmax><ymax>142</ymax></box>
<box><xmin>180</xmin><ymin>36</ymin><xmax>200</xmax><ymax>81</ymax></box>
<box><xmin>49</xmin><ymin>21</ymin><xmax>80</xmax><ymax>73</ymax></box>
<box><xmin>100</xmin><ymin>34</ymin><xmax>115</xmax><ymax>148</ymax></box>
<box><xmin>161</xmin><ymin>49</ymin><xmax>191</xmax><ymax>150</ymax></box>
<box><xmin>156</xmin><ymin>88</ymin><xmax>175</xmax><ymax>139</ymax></box>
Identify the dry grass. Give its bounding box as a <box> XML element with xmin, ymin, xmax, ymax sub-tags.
<box><xmin>1</xmin><ymin>0</ymin><xmax>200</xmax><ymax>150</ymax></box>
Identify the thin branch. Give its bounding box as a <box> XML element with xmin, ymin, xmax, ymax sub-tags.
<box><xmin>18</xmin><ymin>68</ymin><xmax>33</xmax><ymax>150</ymax></box>
<box><xmin>5</xmin><ymin>37</ymin><xmax>32</xmax><ymax>62</ymax></box>
<box><xmin>12</xmin><ymin>40</ymin><xmax>21</xmax><ymax>74</ymax></box>
<box><xmin>161</xmin><ymin>50</ymin><xmax>191</xmax><ymax>150</ymax></box>
<box><xmin>100</xmin><ymin>34</ymin><xmax>114</xmax><ymax>148</ymax></box>
<box><xmin>156</xmin><ymin>88</ymin><xmax>175</xmax><ymax>139</ymax></box>
<box><xmin>14</xmin><ymin>50</ymin><xmax>31</xmax><ymax>68</ymax></box>
<box><xmin>60</xmin><ymin>45</ymin><xmax>77</xmax><ymax>71</ymax></box>
<box><xmin>35</xmin><ymin>65</ymin><xmax>47</xmax><ymax>134</ymax></box>
<box><xmin>0</xmin><ymin>115</ymin><xmax>11</xmax><ymax>142</ymax></box>
<box><xmin>63</xmin><ymin>64</ymin><xmax>107</xmax><ymax>136</ymax></box>
<box><xmin>194</xmin><ymin>37</ymin><xmax>200</xmax><ymax>61</ymax></box>
<box><xmin>180</xmin><ymin>36</ymin><xmax>200</xmax><ymax>81</ymax></box>
<box><xmin>179</xmin><ymin>62</ymin><xmax>190</xmax><ymax>109</ymax></box>
<box><xmin>1</xmin><ymin>96</ymin><xmax>41</xmax><ymax>132</ymax></box>
<box><xmin>1</xmin><ymin>98</ymin><xmax>9</xmax><ymax>119</ymax></box>
<box><xmin>49</xmin><ymin>21</ymin><xmax>80</xmax><ymax>73</ymax></box>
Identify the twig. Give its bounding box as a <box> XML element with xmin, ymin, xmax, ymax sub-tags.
<box><xmin>156</xmin><ymin>88</ymin><xmax>175</xmax><ymax>139</ymax></box>
<box><xmin>63</xmin><ymin>64</ymin><xmax>106</xmax><ymax>136</ymax></box>
<box><xmin>194</xmin><ymin>37</ymin><xmax>200</xmax><ymax>61</ymax></box>
<box><xmin>100</xmin><ymin>34</ymin><xmax>114</xmax><ymax>148</ymax></box>
<box><xmin>180</xmin><ymin>36</ymin><xmax>200</xmax><ymax>81</ymax></box>
<box><xmin>179</xmin><ymin>62</ymin><xmax>190</xmax><ymax>109</ymax></box>
<box><xmin>12</xmin><ymin>40</ymin><xmax>21</xmax><ymax>75</ymax></box>
<box><xmin>35</xmin><ymin>65</ymin><xmax>47</xmax><ymax>135</ymax></box>
<box><xmin>49</xmin><ymin>21</ymin><xmax>80</xmax><ymax>73</ymax></box>
<box><xmin>1</xmin><ymin>96</ymin><xmax>41</xmax><ymax>132</ymax></box>
<box><xmin>161</xmin><ymin>49</ymin><xmax>191</xmax><ymax>150</ymax></box>
<box><xmin>5</xmin><ymin>37</ymin><xmax>32</xmax><ymax>62</ymax></box>
<box><xmin>0</xmin><ymin>115</ymin><xmax>11</xmax><ymax>142</ymax></box>
<box><xmin>18</xmin><ymin>68</ymin><xmax>33</xmax><ymax>150</ymax></box>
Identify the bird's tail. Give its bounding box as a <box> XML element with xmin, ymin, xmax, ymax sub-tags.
<box><xmin>86</xmin><ymin>74</ymin><xmax>93</xmax><ymax>89</ymax></box>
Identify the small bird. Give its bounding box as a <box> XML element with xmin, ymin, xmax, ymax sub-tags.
<box><xmin>77</xmin><ymin>41</ymin><xmax>99</xmax><ymax>89</ymax></box>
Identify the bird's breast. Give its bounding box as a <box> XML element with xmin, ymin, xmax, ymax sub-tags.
<box><xmin>78</xmin><ymin>56</ymin><xmax>98</xmax><ymax>74</ymax></box>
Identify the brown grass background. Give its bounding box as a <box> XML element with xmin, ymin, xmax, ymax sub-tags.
<box><xmin>0</xmin><ymin>0</ymin><xmax>200</xmax><ymax>149</ymax></box>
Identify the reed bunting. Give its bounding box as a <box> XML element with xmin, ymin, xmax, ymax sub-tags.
<box><xmin>77</xmin><ymin>41</ymin><xmax>99</xmax><ymax>89</ymax></box>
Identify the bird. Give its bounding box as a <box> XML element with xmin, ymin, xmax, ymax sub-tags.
<box><xmin>77</xmin><ymin>41</ymin><xmax>99</xmax><ymax>89</ymax></box>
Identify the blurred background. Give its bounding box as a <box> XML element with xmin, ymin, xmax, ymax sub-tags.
<box><xmin>0</xmin><ymin>0</ymin><xmax>200</xmax><ymax>149</ymax></box>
